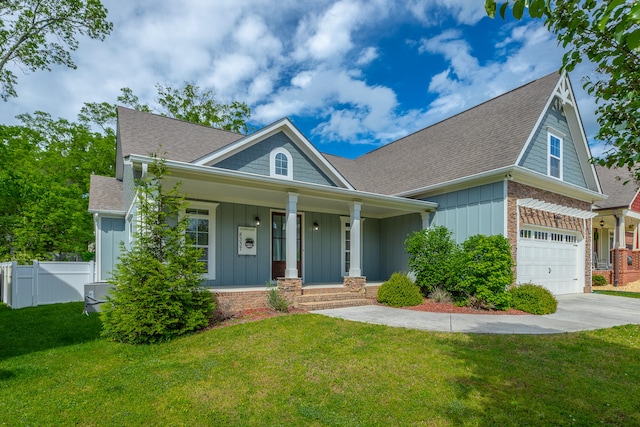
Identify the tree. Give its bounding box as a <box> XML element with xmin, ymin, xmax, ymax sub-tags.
<box><xmin>0</xmin><ymin>111</ymin><xmax>114</xmax><ymax>261</ymax></box>
<box><xmin>485</xmin><ymin>0</ymin><xmax>640</xmax><ymax>174</ymax></box>
<box><xmin>0</xmin><ymin>0</ymin><xmax>112</xmax><ymax>100</ymax></box>
<box><xmin>100</xmin><ymin>157</ymin><xmax>215</xmax><ymax>344</ymax></box>
<box><xmin>405</xmin><ymin>226</ymin><xmax>457</xmax><ymax>294</ymax></box>
<box><xmin>81</xmin><ymin>82</ymin><xmax>252</xmax><ymax>134</ymax></box>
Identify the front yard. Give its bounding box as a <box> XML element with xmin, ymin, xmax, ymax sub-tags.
<box><xmin>1</xmin><ymin>302</ymin><xmax>639</xmax><ymax>426</ymax></box>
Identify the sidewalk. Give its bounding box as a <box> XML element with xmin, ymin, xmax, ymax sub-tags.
<box><xmin>312</xmin><ymin>293</ymin><xmax>640</xmax><ymax>334</ymax></box>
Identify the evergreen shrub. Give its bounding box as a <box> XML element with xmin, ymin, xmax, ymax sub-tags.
<box><xmin>377</xmin><ymin>272</ymin><xmax>424</xmax><ymax>307</ymax></box>
<box><xmin>509</xmin><ymin>284</ymin><xmax>558</xmax><ymax>314</ymax></box>
<box><xmin>405</xmin><ymin>226</ymin><xmax>458</xmax><ymax>294</ymax></box>
<box><xmin>592</xmin><ymin>275</ymin><xmax>607</xmax><ymax>286</ymax></box>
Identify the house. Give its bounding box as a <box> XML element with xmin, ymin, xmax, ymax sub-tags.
<box><xmin>88</xmin><ymin>72</ymin><xmax>604</xmax><ymax>310</ymax></box>
<box><xmin>592</xmin><ymin>165</ymin><xmax>640</xmax><ymax>285</ymax></box>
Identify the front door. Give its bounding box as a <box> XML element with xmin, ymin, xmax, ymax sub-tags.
<box><xmin>272</xmin><ymin>212</ymin><xmax>302</xmax><ymax>280</ymax></box>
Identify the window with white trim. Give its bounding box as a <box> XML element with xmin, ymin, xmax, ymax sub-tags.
<box><xmin>184</xmin><ymin>202</ymin><xmax>218</xmax><ymax>280</ymax></box>
<box><xmin>548</xmin><ymin>133</ymin><xmax>562</xmax><ymax>179</ymax></box>
<box><xmin>270</xmin><ymin>148</ymin><xmax>293</xmax><ymax>180</ymax></box>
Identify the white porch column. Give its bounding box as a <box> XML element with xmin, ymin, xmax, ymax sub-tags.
<box><xmin>285</xmin><ymin>192</ymin><xmax>298</xmax><ymax>278</ymax></box>
<box><xmin>617</xmin><ymin>215</ymin><xmax>626</xmax><ymax>249</ymax></box>
<box><xmin>349</xmin><ymin>202</ymin><xmax>362</xmax><ymax>277</ymax></box>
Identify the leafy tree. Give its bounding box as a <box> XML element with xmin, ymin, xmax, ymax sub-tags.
<box><xmin>101</xmin><ymin>157</ymin><xmax>215</xmax><ymax>344</ymax></box>
<box><xmin>405</xmin><ymin>226</ymin><xmax>457</xmax><ymax>294</ymax></box>
<box><xmin>0</xmin><ymin>0</ymin><xmax>112</xmax><ymax>100</ymax></box>
<box><xmin>0</xmin><ymin>112</ymin><xmax>114</xmax><ymax>261</ymax></box>
<box><xmin>485</xmin><ymin>0</ymin><xmax>640</xmax><ymax>175</ymax></box>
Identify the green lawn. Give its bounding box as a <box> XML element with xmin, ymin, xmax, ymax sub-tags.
<box><xmin>594</xmin><ymin>290</ymin><xmax>640</xmax><ymax>299</ymax></box>
<box><xmin>1</xmin><ymin>302</ymin><xmax>640</xmax><ymax>426</ymax></box>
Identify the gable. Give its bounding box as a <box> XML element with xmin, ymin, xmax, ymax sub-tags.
<box><xmin>214</xmin><ymin>131</ymin><xmax>336</xmax><ymax>186</ymax></box>
<box><xmin>518</xmin><ymin>101</ymin><xmax>587</xmax><ymax>188</ymax></box>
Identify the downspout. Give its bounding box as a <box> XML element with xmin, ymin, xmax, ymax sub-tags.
<box><xmin>614</xmin><ymin>210</ymin><xmax>619</xmax><ymax>287</ymax></box>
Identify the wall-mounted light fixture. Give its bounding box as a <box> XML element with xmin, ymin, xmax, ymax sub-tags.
<box><xmin>313</xmin><ymin>221</ymin><xmax>319</xmax><ymax>231</ymax></box>
<box><xmin>255</xmin><ymin>216</ymin><xmax>261</xmax><ymax>226</ymax></box>
<box><xmin>599</xmin><ymin>219</ymin><xmax>605</xmax><ymax>227</ymax></box>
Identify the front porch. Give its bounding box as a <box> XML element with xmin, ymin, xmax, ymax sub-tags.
<box><xmin>213</xmin><ymin>281</ymin><xmax>384</xmax><ymax>312</ymax></box>
<box><xmin>592</xmin><ymin>212</ymin><xmax>640</xmax><ymax>286</ymax></box>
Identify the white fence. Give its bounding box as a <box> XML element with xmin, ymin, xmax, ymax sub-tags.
<box><xmin>0</xmin><ymin>261</ymin><xmax>96</xmax><ymax>309</ymax></box>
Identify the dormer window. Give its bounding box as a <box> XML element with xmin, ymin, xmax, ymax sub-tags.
<box><xmin>548</xmin><ymin>132</ymin><xmax>562</xmax><ymax>179</ymax></box>
<box><xmin>270</xmin><ymin>148</ymin><xmax>293</xmax><ymax>180</ymax></box>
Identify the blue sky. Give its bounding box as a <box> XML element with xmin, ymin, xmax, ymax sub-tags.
<box><xmin>2</xmin><ymin>0</ymin><xmax>599</xmax><ymax>159</ymax></box>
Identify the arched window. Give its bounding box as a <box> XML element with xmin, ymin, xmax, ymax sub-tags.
<box><xmin>270</xmin><ymin>148</ymin><xmax>293</xmax><ymax>180</ymax></box>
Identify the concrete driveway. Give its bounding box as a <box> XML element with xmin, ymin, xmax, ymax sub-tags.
<box><xmin>312</xmin><ymin>293</ymin><xmax>640</xmax><ymax>334</ymax></box>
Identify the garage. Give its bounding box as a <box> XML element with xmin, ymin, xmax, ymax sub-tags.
<box><xmin>517</xmin><ymin>227</ymin><xmax>585</xmax><ymax>295</ymax></box>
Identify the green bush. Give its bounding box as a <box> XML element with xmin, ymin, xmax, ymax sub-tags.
<box><xmin>405</xmin><ymin>226</ymin><xmax>458</xmax><ymax>294</ymax></box>
<box><xmin>592</xmin><ymin>275</ymin><xmax>608</xmax><ymax>286</ymax></box>
<box><xmin>509</xmin><ymin>284</ymin><xmax>558</xmax><ymax>314</ymax></box>
<box><xmin>101</xmin><ymin>158</ymin><xmax>215</xmax><ymax>344</ymax></box>
<box><xmin>377</xmin><ymin>273</ymin><xmax>424</xmax><ymax>307</ymax></box>
<box><xmin>451</xmin><ymin>234</ymin><xmax>514</xmax><ymax>310</ymax></box>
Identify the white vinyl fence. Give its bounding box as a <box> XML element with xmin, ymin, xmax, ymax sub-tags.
<box><xmin>0</xmin><ymin>261</ymin><xmax>95</xmax><ymax>309</ymax></box>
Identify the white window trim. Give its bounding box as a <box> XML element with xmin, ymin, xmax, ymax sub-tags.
<box><xmin>183</xmin><ymin>201</ymin><xmax>219</xmax><ymax>280</ymax></box>
<box><xmin>270</xmin><ymin>147</ymin><xmax>293</xmax><ymax>180</ymax></box>
<box><xmin>547</xmin><ymin>131</ymin><xmax>563</xmax><ymax>180</ymax></box>
<box><xmin>340</xmin><ymin>216</ymin><xmax>365</xmax><ymax>277</ymax></box>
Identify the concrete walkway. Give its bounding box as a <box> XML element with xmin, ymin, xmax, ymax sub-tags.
<box><xmin>312</xmin><ymin>293</ymin><xmax>640</xmax><ymax>334</ymax></box>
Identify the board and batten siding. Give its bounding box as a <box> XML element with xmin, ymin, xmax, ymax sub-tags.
<box><xmin>99</xmin><ymin>217</ymin><xmax>126</xmax><ymax>281</ymax></box>
<box><xmin>215</xmin><ymin>131</ymin><xmax>336</xmax><ymax>186</ymax></box>
<box><xmin>519</xmin><ymin>104</ymin><xmax>587</xmax><ymax>188</ymax></box>
<box><xmin>427</xmin><ymin>182</ymin><xmax>505</xmax><ymax>243</ymax></box>
<box><xmin>379</xmin><ymin>213</ymin><xmax>422</xmax><ymax>280</ymax></box>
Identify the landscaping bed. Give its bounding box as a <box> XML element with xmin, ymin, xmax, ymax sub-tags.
<box><xmin>403</xmin><ymin>299</ymin><xmax>530</xmax><ymax>315</ymax></box>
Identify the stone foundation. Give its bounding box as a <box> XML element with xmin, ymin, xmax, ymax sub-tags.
<box><xmin>277</xmin><ymin>277</ymin><xmax>302</xmax><ymax>303</ymax></box>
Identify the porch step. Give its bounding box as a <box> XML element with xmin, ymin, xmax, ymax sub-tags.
<box><xmin>294</xmin><ymin>291</ymin><xmax>374</xmax><ymax>311</ymax></box>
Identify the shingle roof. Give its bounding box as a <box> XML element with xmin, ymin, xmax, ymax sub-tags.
<box><xmin>326</xmin><ymin>72</ymin><xmax>561</xmax><ymax>195</ymax></box>
<box><xmin>117</xmin><ymin>107</ymin><xmax>244</xmax><ymax>162</ymax></box>
<box><xmin>594</xmin><ymin>165</ymin><xmax>638</xmax><ymax>209</ymax></box>
<box><xmin>88</xmin><ymin>175</ymin><xmax>124</xmax><ymax>212</ymax></box>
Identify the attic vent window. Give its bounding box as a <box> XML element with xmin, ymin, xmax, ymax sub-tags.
<box><xmin>548</xmin><ymin>132</ymin><xmax>563</xmax><ymax>179</ymax></box>
<box><xmin>270</xmin><ymin>148</ymin><xmax>293</xmax><ymax>180</ymax></box>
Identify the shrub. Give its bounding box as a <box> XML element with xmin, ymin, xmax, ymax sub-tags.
<box><xmin>592</xmin><ymin>275</ymin><xmax>607</xmax><ymax>286</ymax></box>
<box><xmin>101</xmin><ymin>158</ymin><xmax>215</xmax><ymax>344</ymax></box>
<box><xmin>405</xmin><ymin>226</ymin><xmax>458</xmax><ymax>294</ymax></box>
<box><xmin>267</xmin><ymin>281</ymin><xmax>290</xmax><ymax>312</ymax></box>
<box><xmin>377</xmin><ymin>273</ymin><xmax>424</xmax><ymax>307</ymax></box>
<box><xmin>452</xmin><ymin>234</ymin><xmax>514</xmax><ymax>310</ymax></box>
<box><xmin>509</xmin><ymin>284</ymin><xmax>558</xmax><ymax>314</ymax></box>
<box><xmin>428</xmin><ymin>287</ymin><xmax>453</xmax><ymax>303</ymax></box>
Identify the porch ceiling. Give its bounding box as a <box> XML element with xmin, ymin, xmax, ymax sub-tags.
<box><xmin>138</xmin><ymin>156</ymin><xmax>436</xmax><ymax>219</ymax></box>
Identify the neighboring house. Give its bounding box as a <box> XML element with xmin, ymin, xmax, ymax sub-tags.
<box><xmin>89</xmin><ymin>72</ymin><xmax>604</xmax><ymax>309</ymax></box>
<box><xmin>592</xmin><ymin>165</ymin><xmax>640</xmax><ymax>285</ymax></box>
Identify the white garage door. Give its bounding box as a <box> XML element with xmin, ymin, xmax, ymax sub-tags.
<box><xmin>517</xmin><ymin>228</ymin><xmax>584</xmax><ymax>295</ymax></box>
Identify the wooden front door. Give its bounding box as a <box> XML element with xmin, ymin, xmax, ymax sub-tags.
<box><xmin>272</xmin><ymin>212</ymin><xmax>302</xmax><ymax>280</ymax></box>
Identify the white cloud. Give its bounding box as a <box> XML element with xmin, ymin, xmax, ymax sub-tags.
<box><xmin>356</xmin><ymin>47</ymin><xmax>379</xmax><ymax>66</ymax></box>
<box><xmin>408</xmin><ymin>0</ymin><xmax>487</xmax><ymax>25</ymax></box>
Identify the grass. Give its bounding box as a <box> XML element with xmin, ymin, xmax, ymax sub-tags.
<box><xmin>593</xmin><ymin>290</ymin><xmax>640</xmax><ymax>299</ymax></box>
<box><xmin>1</xmin><ymin>303</ymin><xmax>640</xmax><ymax>426</ymax></box>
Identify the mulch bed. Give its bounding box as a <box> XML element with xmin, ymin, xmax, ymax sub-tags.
<box><xmin>208</xmin><ymin>299</ymin><xmax>530</xmax><ymax>330</ymax></box>
<box><xmin>404</xmin><ymin>299</ymin><xmax>529</xmax><ymax>315</ymax></box>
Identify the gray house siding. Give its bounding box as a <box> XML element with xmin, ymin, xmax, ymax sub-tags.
<box><xmin>215</xmin><ymin>132</ymin><xmax>336</xmax><ymax>186</ymax></box>
<box><xmin>99</xmin><ymin>217</ymin><xmax>126</xmax><ymax>281</ymax></box>
<box><xmin>363</xmin><ymin>218</ymin><xmax>382</xmax><ymax>281</ymax></box>
<box><xmin>305</xmin><ymin>212</ymin><xmax>343</xmax><ymax>283</ymax></box>
<box><xmin>427</xmin><ymin>181</ymin><xmax>505</xmax><ymax>243</ymax></box>
<box><xmin>519</xmin><ymin>105</ymin><xmax>587</xmax><ymax>188</ymax></box>
<box><xmin>123</xmin><ymin>164</ymin><xmax>138</xmax><ymax>213</ymax></box>
<box><xmin>379</xmin><ymin>213</ymin><xmax>422</xmax><ymax>280</ymax></box>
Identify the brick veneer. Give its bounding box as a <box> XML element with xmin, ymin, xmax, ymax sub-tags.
<box><xmin>507</xmin><ymin>181</ymin><xmax>593</xmax><ymax>292</ymax></box>
<box><xmin>214</xmin><ymin>290</ymin><xmax>271</xmax><ymax>313</ymax></box>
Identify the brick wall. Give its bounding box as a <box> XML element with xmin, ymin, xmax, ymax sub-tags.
<box><xmin>507</xmin><ymin>181</ymin><xmax>592</xmax><ymax>290</ymax></box>
<box><xmin>214</xmin><ymin>290</ymin><xmax>271</xmax><ymax>313</ymax></box>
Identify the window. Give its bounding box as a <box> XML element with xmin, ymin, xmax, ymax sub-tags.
<box><xmin>548</xmin><ymin>133</ymin><xmax>562</xmax><ymax>179</ymax></box>
<box><xmin>270</xmin><ymin>148</ymin><xmax>293</xmax><ymax>180</ymax></box>
<box><xmin>184</xmin><ymin>202</ymin><xmax>218</xmax><ymax>280</ymax></box>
